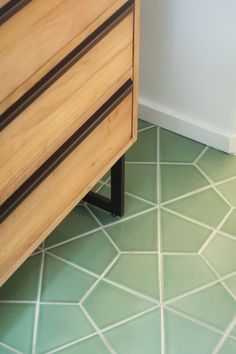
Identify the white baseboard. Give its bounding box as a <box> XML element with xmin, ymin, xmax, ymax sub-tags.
<box><xmin>138</xmin><ymin>97</ymin><xmax>236</xmax><ymax>154</ymax></box>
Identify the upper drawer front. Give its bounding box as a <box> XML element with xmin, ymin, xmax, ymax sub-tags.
<box><xmin>0</xmin><ymin>0</ymin><xmax>127</xmax><ymax>110</ymax></box>
<box><xmin>0</xmin><ymin>11</ymin><xmax>133</xmax><ymax>204</ymax></box>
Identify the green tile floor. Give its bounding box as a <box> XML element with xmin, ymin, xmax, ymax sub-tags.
<box><xmin>0</xmin><ymin>120</ymin><xmax>236</xmax><ymax>354</ymax></box>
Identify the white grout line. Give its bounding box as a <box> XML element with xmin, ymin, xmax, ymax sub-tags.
<box><xmin>193</xmin><ymin>146</ymin><xmax>209</xmax><ymax>164</ymax></box>
<box><xmin>0</xmin><ymin>342</ymin><xmax>23</xmax><ymax>354</ymax></box>
<box><xmin>161</xmin><ymin>185</ymin><xmax>212</xmax><ymax>207</ymax></box>
<box><xmin>138</xmin><ymin>125</ymin><xmax>155</xmax><ymax>133</ymax></box>
<box><xmin>215</xmin><ymin>175</ymin><xmax>236</xmax><ymax>187</ymax></box>
<box><xmin>121</xmin><ymin>251</ymin><xmax>159</xmax><ymax>255</ymax></box>
<box><xmin>212</xmin><ymin>317</ymin><xmax>236</xmax><ymax>353</ymax></box>
<box><xmin>125</xmin><ymin>161</ymin><xmax>157</xmax><ymax>165</ymax></box>
<box><xmin>162</xmin><ymin>252</ymin><xmax>198</xmax><ymax>256</ymax></box>
<box><xmin>40</xmin><ymin>302</ymin><xmax>79</xmax><ymax>306</ymax></box>
<box><xmin>160</xmin><ymin>162</ymin><xmax>193</xmax><ymax>165</ymax></box>
<box><xmin>0</xmin><ymin>300</ymin><xmax>37</xmax><ymax>304</ymax></box>
<box><xmin>218</xmin><ymin>229</ymin><xmax>236</xmax><ymax>241</ymax></box>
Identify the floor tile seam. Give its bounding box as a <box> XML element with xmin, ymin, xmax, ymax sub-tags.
<box><xmin>161</xmin><ymin>185</ymin><xmax>212</xmax><ymax>207</ymax></box>
<box><xmin>159</xmin><ymin>162</ymin><xmax>194</xmax><ymax>165</ymax></box>
<box><xmin>217</xmin><ymin>230</ymin><xmax>236</xmax><ymax>241</ymax></box>
<box><xmin>215</xmin><ymin>175</ymin><xmax>236</xmax><ymax>187</ymax></box>
<box><xmin>138</xmin><ymin>125</ymin><xmax>156</xmax><ymax>133</ymax></box>
<box><xmin>193</xmin><ymin>146</ymin><xmax>209</xmax><ymax>164</ymax></box>
<box><xmin>94</xmin><ymin>176</ymin><xmax>111</xmax><ymax>194</ymax></box>
<box><xmin>0</xmin><ymin>300</ymin><xmax>37</xmax><ymax>304</ymax></box>
<box><xmin>162</xmin><ymin>252</ymin><xmax>198</xmax><ymax>256</ymax></box>
<box><xmin>121</xmin><ymin>251</ymin><xmax>159</xmax><ymax>254</ymax></box>
<box><xmin>212</xmin><ymin>317</ymin><xmax>236</xmax><ymax>354</ymax></box>
<box><xmin>0</xmin><ymin>342</ymin><xmax>23</xmax><ymax>354</ymax></box>
<box><xmin>125</xmin><ymin>161</ymin><xmax>157</xmax><ymax>165</ymax></box>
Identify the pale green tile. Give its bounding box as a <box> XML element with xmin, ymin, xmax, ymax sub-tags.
<box><xmin>161</xmin><ymin>165</ymin><xmax>209</xmax><ymax>202</ymax></box>
<box><xmin>161</xmin><ymin>209</ymin><xmax>211</xmax><ymax>252</ymax></box>
<box><xmin>197</xmin><ymin>148</ymin><xmax>236</xmax><ymax>182</ymax></box>
<box><xmin>106</xmin><ymin>255</ymin><xmax>159</xmax><ymax>299</ymax></box>
<box><xmin>0</xmin><ymin>304</ymin><xmax>35</xmax><ymax>354</ymax></box>
<box><xmin>138</xmin><ymin>119</ymin><xmax>153</xmax><ymax>131</ymax></box>
<box><xmin>202</xmin><ymin>233</ymin><xmax>236</xmax><ymax>276</ymax></box>
<box><xmin>0</xmin><ymin>255</ymin><xmax>41</xmax><ymax>301</ymax></box>
<box><xmin>0</xmin><ymin>345</ymin><xmax>16</xmax><ymax>354</ymax></box>
<box><xmin>37</xmin><ymin>305</ymin><xmax>94</xmax><ymax>354</ymax></box>
<box><xmin>217</xmin><ymin>179</ymin><xmax>236</xmax><ymax>207</ymax></box>
<box><xmin>166</xmin><ymin>188</ymin><xmax>230</xmax><ymax>227</ymax></box>
<box><xmin>218</xmin><ymin>338</ymin><xmax>236</xmax><ymax>354</ymax></box>
<box><xmin>125</xmin><ymin>164</ymin><xmax>157</xmax><ymax>203</ymax></box>
<box><xmin>50</xmin><ymin>230</ymin><xmax>117</xmax><ymax>275</ymax></box>
<box><xmin>160</xmin><ymin>129</ymin><xmax>205</xmax><ymax>162</ymax></box>
<box><xmin>41</xmin><ymin>254</ymin><xmax>96</xmax><ymax>302</ymax></box>
<box><xmin>126</xmin><ymin>128</ymin><xmax>157</xmax><ymax>162</ymax></box>
<box><xmin>163</xmin><ymin>255</ymin><xmax>216</xmax><ymax>300</ymax></box>
<box><xmin>105</xmin><ymin>210</ymin><xmax>158</xmax><ymax>251</ymax></box>
<box><xmin>221</xmin><ymin>210</ymin><xmax>236</xmax><ymax>237</ymax></box>
<box><xmin>46</xmin><ymin>205</ymin><xmax>99</xmax><ymax>247</ymax></box>
<box><xmin>57</xmin><ymin>336</ymin><xmax>110</xmax><ymax>354</ymax></box>
<box><xmin>165</xmin><ymin>309</ymin><xmax>220</xmax><ymax>354</ymax></box>
<box><xmin>83</xmin><ymin>281</ymin><xmax>154</xmax><ymax>328</ymax></box>
<box><xmin>223</xmin><ymin>275</ymin><xmax>236</xmax><ymax>297</ymax></box>
<box><xmin>105</xmin><ymin>309</ymin><xmax>161</xmax><ymax>354</ymax></box>
<box><xmin>170</xmin><ymin>283</ymin><xmax>236</xmax><ymax>330</ymax></box>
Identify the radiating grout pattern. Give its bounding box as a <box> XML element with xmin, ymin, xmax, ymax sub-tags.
<box><xmin>0</xmin><ymin>120</ymin><xmax>236</xmax><ymax>354</ymax></box>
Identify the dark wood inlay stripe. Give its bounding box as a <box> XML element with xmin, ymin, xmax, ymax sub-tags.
<box><xmin>0</xmin><ymin>0</ymin><xmax>32</xmax><ymax>25</ymax></box>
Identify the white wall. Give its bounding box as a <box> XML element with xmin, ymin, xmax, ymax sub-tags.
<box><xmin>139</xmin><ymin>0</ymin><xmax>236</xmax><ymax>153</ymax></box>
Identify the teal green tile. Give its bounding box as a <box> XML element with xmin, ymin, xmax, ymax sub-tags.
<box><xmin>57</xmin><ymin>336</ymin><xmax>110</xmax><ymax>354</ymax></box>
<box><xmin>217</xmin><ymin>179</ymin><xmax>236</xmax><ymax>207</ymax></box>
<box><xmin>105</xmin><ymin>309</ymin><xmax>161</xmax><ymax>354</ymax></box>
<box><xmin>221</xmin><ymin>210</ymin><xmax>236</xmax><ymax>237</ymax></box>
<box><xmin>163</xmin><ymin>255</ymin><xmax>216</xmax><ymax>300</ymax></box>
<box><xmin>0</xmin><ymin>254</ymin><xmax>41</xmax><ymax>301</ymax></box>
<box><xmin>106</xmin><ymin>255</ymin><xmax>159</xmax><ymax>299</ymax></box>
<box><xmin>197</xmin><ymin>148</ymin><xmax>236</xmax><ymax>182</ymax></box>
<box><xmin>170</xmin><ymin>283</ymin><xmax>236</xmax><ymax>330</ymax></box>
<box><xmin>166</xmin><ymin>188</ymin><xmax>230</xmax><ymax>227</ymax></box>
<box><xmin>161</xmin><ymin>209</ymin><xmax>211</xmax><ymax>252</ymax></box>
<box><xmin>83</xmin><ymin>280</ymin><xmax>154</xmax><ymax>328</ymax></box>
<box><xmin>50</xmin><ymin>230</ymin><xmax>117</xmax><ymax>275</ymax></box>
<box><xmin>88</xmin><ymin>185</ymin><xmax>153</xmax><ymax>226</ymax></box>
<box><xmin>125</xmin><ymin>164</ymin><xmax>157</xmax><ymax>203</ymax></box>
<box><xmin>46</xmin><ymin>205</ymin><xmax>99</xmax><ymax>247</ymax></box>
<box><xmin>223</xmin><ymin>275</ymin><xmax>236</xmax><ymax>297</ymax></box>
<box><xmin>138</xmin><ymin>119</ymin><xmax>153</xmax><ymax>131</ymax></box>
<box><xmin>41</xmin><ymin>254</ymin><xmax>96</xmax><ymax>302</ymax></box>
<box><xmin>218</xmin><ymin>338</ymin><xmax>236</xmax><ymax>354</ymax></box>
<box><xmin>0</xmin><ymin>304</ymin><xmax>35</xmax><ymax>354</ymax></box>
<box><xmin>160</xmin><ymin>129</ymin><xmax>205</xmax><ymax>162</ymax></box>
<box><xmin>165</xmin><ymin>309</ymin><xmax>220</xmax><ymax>354</ymax></box>
<box><xmin>202</xmin><ymin>233</ymin><xmax>236</xmax><ymax>276</ymax></box>
<box><xmin>37</xmin><ymin>305</ymin><xmax>94</xmax><ymax>354</ymax></box>
<box><xmin>126</xmin><ymin>127</ymin><xmax>157</xmax><ymax>162</ymax></box>
<box><xmin>161</xmin><ymin>165</ymin><xmax>209</xmax><ymax>202</ymax></box>
<box><xmin>105</xmin><ymin>210</ymin><xmax>158</xmax><ymax>251</ymax></box>
<box><xmin>0</xmin><ymin>344</ymin><xmax>16</xmax><ymax>354</ymax></box>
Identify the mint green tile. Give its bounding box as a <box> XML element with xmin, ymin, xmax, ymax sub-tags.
<box><xmin>57</xmin><ymin>336</ymin><xmax>110</xmax><ymax>354</ymax></box>
<box><xmin>0</xmin><ymin>254</ymin><xmax>41</xmax><ymax>301</ymax></box>
<box><xmin>223</xmin><ymin>275</ymin><xmax>236</xmax><ymax>297</ymax></box>
<box><xmin>218</xmin><ymin>338</ymin><xmax>236</xmax><ymax>354</ymax></box>
<box><xmin>88</xmin><ymin>185</ymin><xmax>153</xmax><ymax>226</ymax></box>
<box><xmin>221</xmin><ymin>210</ymin><xmax>236</xmax><ymax>237</ymax></box>
<box><xmin>0</xmin><ymin>344</ymin><xmax>16</xmax><ymax>354</ymax></box>
<box><xmin>0</xmin><ymin>304</ymin><xmax>35</xmax><ymax>354</ymax></box>
<box><xmin>106</xmin><ymin>255</ymin><xmax>159</xmax><ymax>299</ymax></box>
<box><xmin>105</xmin><ymin>309</ymin><xmax>161</xmax><ymax>354</ymax></box>
<box><xmin>138</xmin><ymin>119</ymin><xmax>153</xmax><ymax>131</ymax></box>
<box><xmin>170</xmin><ymin>283</ymin><xmax>236</xmax><ymax>330</ymax></box>
<box><xmin>161</xmin><ymin>165</ymin><xmax>209</xmax><ymax>202</ymax></box>
<box><xmin>46</xmin><ymin>205</ymin><xmax>99</xmax><ymax>247</ymax></box>
<box><xmin>41</xmin><ymin>254</ymin><xmax>96</xmax><ymax>302</ymax></box>
<box><xmin>163</xmin><ymin>255</ymin><xmax>216</xmax><ymax>300</ymax></box>
<box><xmin>83</xmin><ymin>280</ymin><xmax>154</xmax><ymax>328</ymax></box>
<box><xmin>126</xmin><ymin>128</ymin><xmax>157</xmax><ymax>162</ymax></box>
<box><xmin>166</xmin><ymin>188</ymin><xmax>230</xmax><ymax>227</ymax></box>
<box><xmin>197</xmin><ymin>148</ymin><xmax>236</xmax><ymax>182</ymax></box>
<box><xmin>105</xmin><ymin>210</ymin><xmax>158</xmax><ymax>251</ymax></box>
<box><xmin>165</xmin><ymin>309</ymin><xmax>220</xmax><ymax>354</ymax></box>
<box><xmin>50</xmin><ymin>230</ymin><xmax>117</xmax><ymax>275</ymax></box>
<box><xmin>160</xmin><ymin>129</ymin><xmax>205</xmax><ymax>162</ymax></box>
<box><xmin>217</xmin><ymin>179</ymin><xmax>236</xmax><ymax>207</ymax></box>
<box><xmin>37</xmin><ymin>305</ymin><xmax>94</xmax><ymax>354</ymax></box>
<box><xmin>125</xmin><ymin>164</ymin><xmax>157</xmax><ymax>203</ymax></box>
<box><xmin>202</xmin><ymin>233</ymin><xmax>236</xmax><ymax>276</ymax></box>
<box><xmin>161</xmin><ymin>209</ymin><xmax>211</xmax><ymax>252</ymax></box>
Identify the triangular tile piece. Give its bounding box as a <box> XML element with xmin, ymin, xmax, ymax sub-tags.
<box><xmin>163</xmin><ymin>255</ymin><xmax>216</xmax><ymax>300</ymax></box>
<box><xmin>41</xmin><ymin>254</ymin><xmax>96</xmax><ymax>302</ymax></box>
<box><xmin>0</xmin><ymin>254</ymin><xmax>41</xmax><ymax>301</ymax></box>
<box><xmin>169</xmin><ymin>283</ymin><xmax>236</xmax><ymax>330</ymax></box>
<box><xmin>223</xmin><ymin>275</ymin><xmax>236</xmax><ymax>298</ymax></box>
<box><xmin>160</xmin><ymin>128</ymin><xmax>205</xmax><ymax>162</ymax></box>
<box><xmin>105</xmin><ymin>309</ymin><xmax>162</xmax><ymax>354</ymax></box>
<box><xmin>161</xmin><ymin>209</ymin><xmax>211</xmax><ymax>252</ymax></box>
<box><xmin>50</xmin><ymin>230</ymin><xmax>117</xmax><ymax>275</ymax></box>
<box><xmin>218</xmin><ymin>338</ymin><xmax>236</xmax><ymax>354</ymax></box>
<box><xmin>165</xmin><ymin>309</ymin><xmax>220</xmax><ymax>354</ymax></box>
<box><xmin>197</xmin><ymin>148</ymin><xmax>236</xmax><ymax>182</ymax></box>
<box><xmin>217</xmin><ymin>179</ymin><xmax>236</xmax><ymax>207</ymax></box>
<box><xmin>138</xmin><ymin>119</ymin><xmax>153</xmax><ymax>131</ymax></box>
<box><xmin>106</xmin><ymin>255</ymin><xmax>159</xmax><ymax>300</ymax></box>
<box><xmin>105</xmin><ymin>210</ymin><xmax>158</xmax><ymax>251</ymax></box>
<box><xmin>36</xmin><ymin>305</ymin><xmax>94</xmax><ymax>353</ymax></box>
<box><xmin>46</xmin><ymin>205</ymin><xmax>99</xmax><ymax>247</ymax></box>
<box><xmin>125</xmin><ymin>164</ymin><xmax>157</xmax><ymax>203</ymax></box>
<box><xmin>126</xmin><ymin>127</ymin><xmax>157</xmax><ymax>162</ymax></box>
<box><xmin>166</xmin><ymin>188</ymin><xmax>230</xmax><ymax>227</ymax></box>
<box><xmin>221</xmin><ymin>210</ymin><xmax>236</xmax><ymax>237</ymax></box>
<box><xmin>0</xmin><ymin>304</ymin><xmax>35</xmax><ymax>353</ymax></box>
<box><xmin>161</xmin><ymin>165</ymin><xmax>208</xmax><ymax>202</ymax></box>
<box><xmin>59</xmin><ymin>335</ymin><xmax>110</xmax><ymax>354</ymax></box>
<box><xmin>83</xmin><ymin>280</ymin><xmax>155</xmax><ymax>328</ymax></box>
<box><xmin>202</xmin><ymin>233</ymin><xmax>236</xmax><ymax>276</ymax></box>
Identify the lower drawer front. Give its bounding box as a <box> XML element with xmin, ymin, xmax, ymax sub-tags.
<box><xmin>0</xmin><ymin>93</ymin><xmax>133</xmax><ymax>286</ymax></box>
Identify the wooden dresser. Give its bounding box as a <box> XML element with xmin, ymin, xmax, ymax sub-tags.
<box><xmin>0</xmin><ymin>0</ymin><xmax>140</xmax><ymax>286</ymax></box>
